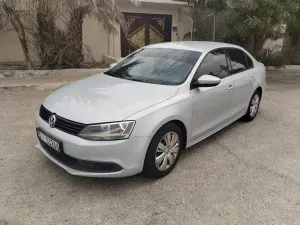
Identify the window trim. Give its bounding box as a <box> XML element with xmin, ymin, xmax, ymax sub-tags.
<box><xmin>190</xmin><ymin>47</ymin><xmax>231</xmax><ymax>86</ymax></box>
<box><xmin>244</xmin><ymin>52</ymin><xmax>254</xmax><ymax>69</ymax></box>
<box><xmin>224</xmin><ymin>49</ymin><xmax>233</xmax><ymax>75</ymax></box>
<box><xmin>225</xmin><ymin>47</ymin><xmax>254</xmax><ymax>75</ymax></box>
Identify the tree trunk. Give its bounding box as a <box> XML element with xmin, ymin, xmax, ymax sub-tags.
<box><xmin>64</xmin><ymin>7</ymin><xmax>85</xmax><ymax>68</ymax></box>
<box><xmin>36</xmin><ymin>1</ymin><xmax>57</xmax><ymax>69</ymax></box>
<box><xmin>19</xmin><ymin>36</ymin><xmax>33</xmax><ymax>70</ymax></box>
<box><xmin>282</xmin><ymin>35</ymin><xmax>293</xmax><ymax>51</ymax></box>
<box><xmin>245</xmin><ymin>34</ymin><xmax>255</xmax><ymax>55</ymax></box>
<box><xmin>2</xmin><ymin>3</ymin><xmax>33</xmax><ymax>69</ymax></box>
<box><xmin>245</xmin><ymin>34</ymin><xmax>266</xmax><ymax>57</ymax></box>
<box><xmin>253</xmin><ymin>36</ymin><xmax>266</xmax><ymax>58</ymax></box>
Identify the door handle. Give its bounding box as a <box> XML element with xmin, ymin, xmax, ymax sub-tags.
<box><xmin>250</xmin><ymin>76</ymin><xmax>255</xmax><ymax>81</ymax></box>
<box><xmin>228</xmin><ymin>84</ymin><xmax>234</xmax><ymax>90</ymax></box>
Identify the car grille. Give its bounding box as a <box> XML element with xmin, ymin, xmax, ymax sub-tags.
<box><xmin>39</xmin><ymin>105</ymin><xmax>86</xmax><ymax>136</ymax></box>
<box><xmin>38</xmin><ymin>139</ymin><xmax>123</xmax><ymax>173</ymax></box>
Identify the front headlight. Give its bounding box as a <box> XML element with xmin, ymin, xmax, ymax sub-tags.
<box><xmin>78</xmin><ymin>121</ymin><xmax>135</xmax><ymax>141</ymax></box>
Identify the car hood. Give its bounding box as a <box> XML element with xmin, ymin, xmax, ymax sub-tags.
<box><xmin>43</xmin><ymin>74</ymin><xmax>178</xmax><ymax>124</ymax></box>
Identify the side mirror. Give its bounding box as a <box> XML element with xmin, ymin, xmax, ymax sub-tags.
<box><xmin>193</xmin><ymin>75</ymin><xmax>221</xmax><ymax>88</ymax></box>
<box><xmin>109</xmin><ymin>62</ymin><xmax>117</xmax><ymax>69</ymax></box>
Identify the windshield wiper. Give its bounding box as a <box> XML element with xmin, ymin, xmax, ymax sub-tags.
<box><xmin>104</xmin><ymin>71</ymin><xmax>151</xmax><ymax>83</ymax></box>
<box><xmin>103</xmin><ymin>70</ymin><xmax>122</xmax><ymax>78</ymax></box>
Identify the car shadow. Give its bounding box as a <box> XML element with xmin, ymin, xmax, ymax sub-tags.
<box><xmin>180</xmin><ymin>119</ymin><xmax>244</xmax><ymax>160</ymax></box>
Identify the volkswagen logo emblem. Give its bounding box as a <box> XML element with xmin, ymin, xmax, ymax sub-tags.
<box><xmin>49</xmin><ymin>114</ymin><xmax>56</xmax><ymax>128</ymax></box>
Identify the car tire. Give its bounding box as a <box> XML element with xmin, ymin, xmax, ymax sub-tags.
<box><xmin>242</xmin><ymin>90</ymin><xmax>261</xmax><ymax>122</ymax></box>
<box><xmin>143</xmin><ymin>123</ymin><xmax>183</xmax><ymax>179</ymax></box>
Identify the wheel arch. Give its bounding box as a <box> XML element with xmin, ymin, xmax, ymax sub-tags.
<box><xmin>147</xmin><ymin>118</ymin><xmax>188</xmax><ymax>150</ymax></box>
<box><xmin>166</xmin><ymin>120</ymin><xmax>187</xmax><ymax>150</ymax></box>
<box><xmin>256</xmin><ymin>86</ymin><xmax>263</xmax><ymax>96</ymax></box>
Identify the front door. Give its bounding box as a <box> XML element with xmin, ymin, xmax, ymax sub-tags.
<box><xmin>191</xmin><ymin>49</ymin><xmax>235</xmax><ymax>143</ymax></box>
<box><xmin>121</xmin><ymin>13</ymin><xmax>172</xmax><ymax>57</ymax></box>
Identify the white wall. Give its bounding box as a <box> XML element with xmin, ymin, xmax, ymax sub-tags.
<box><xmin>264</xmin><ymin>38</ymin><xmax>284</xmax><ymax>51</ymax></box>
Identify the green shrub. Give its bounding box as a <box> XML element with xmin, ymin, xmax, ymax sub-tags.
<box><xmin>257</xmin><ymin>47</ymin><xmax>288</xmax><ymax>70</ymax></box>
<box><xmin>286</xmin><ymin>48</ymin><xmax>300</xmax><ymax>65</ymax></box>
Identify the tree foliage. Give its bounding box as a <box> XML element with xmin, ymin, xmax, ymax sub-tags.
<box><xmin>286</xmin><ymin>8</ymin><xmax>300</xmax><ymax>47</ymax></box>
<box><xmin>223</xmin><ymin>0</ymin><xmax>298</xmax><ymax>39</ymax></box>
<box><xmin>186</xmin><ymin>0</ymin><xmax>300</xmax><ymax>57</ymax></box>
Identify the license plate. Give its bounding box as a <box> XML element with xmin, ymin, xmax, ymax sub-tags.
<box><xmin>37</xmin><ymin>130</ymin><xmax>60</xmax><ymax>152</ymax></box>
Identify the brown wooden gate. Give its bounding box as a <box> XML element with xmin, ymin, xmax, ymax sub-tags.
<box><xmin>121</xmin><ymin>13</ymin><xmax>172</xmax><ymax>57</ymax></box>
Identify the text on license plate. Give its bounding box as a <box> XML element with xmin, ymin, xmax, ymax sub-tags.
<box><xmin>38</xmin><ymin>131</ymin><xmax>60</xmax><ymax>152</ymax></box>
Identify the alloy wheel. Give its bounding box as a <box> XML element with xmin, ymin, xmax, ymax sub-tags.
<box><xmin>155</xmin><ymin>132</ymin><xmax>180</xmax><ymax>171</ymax></box>
<box><xmin>250</xmin><ymin>94</ymin><xmax>260</xmax><ymax>117</ymax></box>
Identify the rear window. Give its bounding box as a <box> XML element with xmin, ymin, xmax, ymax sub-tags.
<box><xmin>226</xmin><ymin>48</ymin><xmax>248</xmax><ymax>74</ymax></box>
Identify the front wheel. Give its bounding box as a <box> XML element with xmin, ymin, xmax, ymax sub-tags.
<box><xmin>143</xmin><ymin>123</ymin><xmax>183</xmax><ymax>178</ymax></box>
<box><xmin>243</xmin><ymin>90</ymin><xmax>261</xmax><ymax>121</ymax></box>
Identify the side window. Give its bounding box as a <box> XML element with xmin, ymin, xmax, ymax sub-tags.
<box><xmin>194</xmin><ymin>48</ymin><xmax>229</xmax><ymax>80</ymax></box>
<box><xmin>227</xmin><ymin>48</ymin><xmax>248</xmax><ymax>74</ymax></box>
<box><xmin>245</xmin><ymin>53</ymin><xmax>254</xmax><ymax>68</ymax></box>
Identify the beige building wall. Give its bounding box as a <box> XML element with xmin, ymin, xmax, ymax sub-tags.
<box><xmin>0</xmin><ymin>30</ymin><xmax>24</xmax><ymax>62</ymax></box>
<box><xmin>0</xmin><ymin>2</ymin><xmax>192</xmax><ymax>63</ymax></box>
<box><xmin>83</xmin><ymin>16</ymin><xmax>109</xmax><ymax>62</ymax></box>
<box><xmin>0</xmin><ymin>17</ymin><xmax>109</xmax><ymax>63</ymax></box>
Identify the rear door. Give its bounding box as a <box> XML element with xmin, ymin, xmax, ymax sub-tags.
<box><xmin>191</xmin><ymin>48</ymin><xmax>235</xmax><ymax>142</ymax></box>
<box><xmin>226</xmin><ymin>48</ymin><xmax>254</xmax><ymax>117</ymax></box>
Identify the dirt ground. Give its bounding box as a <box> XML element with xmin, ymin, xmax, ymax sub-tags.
<box><xmin>1</xmin><ymin>76</ymin><xmax>300</xmax><ymax>225</ymax></box>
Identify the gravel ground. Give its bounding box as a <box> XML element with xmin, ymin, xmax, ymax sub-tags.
<box><xmin>1</xmin><ymin>77</ymin><xmax>300</xmax><ymax>225</ymax></box>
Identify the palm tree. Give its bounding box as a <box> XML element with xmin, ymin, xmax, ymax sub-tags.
<box><xmin>1</xmin><ymin>0</ymin><xmax>140</xmax><ymax>69</ymax></box>
<box><xmin>1</xmin><ymin>0</ymin><xmax>33</xmax><ymax>69</ymax></box>
<box><xmin>63</xmin><ymin>0</ymin><xmax>140</xmax><ymax>68</ymax></box>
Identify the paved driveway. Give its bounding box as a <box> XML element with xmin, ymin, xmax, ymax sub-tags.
<box><xmin>1</xmin><ymin>76</ymin><xmax>300</xmax><ymax>225</ymax></box>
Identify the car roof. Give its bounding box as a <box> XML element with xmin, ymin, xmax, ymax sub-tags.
<box><xmin>145</xmin><ymin>41</ymin><xmax>242</xmax><ymax>53</ymax></box>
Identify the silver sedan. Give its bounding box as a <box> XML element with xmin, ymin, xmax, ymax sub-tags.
<box><xmin>35</xmin><ymin>41</ymin><xmax>266</xmax><ymax>178</ymax></box>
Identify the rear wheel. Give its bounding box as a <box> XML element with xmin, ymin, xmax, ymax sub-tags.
<box><xmin>143</xmin><ymin>123</ymin><xmax>183</xmax><ymax>178</ymax></box>
<box><xmin>243</xmin><ymin>90</ymin><xmax>261</xmax><ymax>121</ymax></box>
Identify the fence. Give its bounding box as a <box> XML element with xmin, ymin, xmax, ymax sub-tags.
<box><xmin>183</xmin><ymin>10</ymin><xmax>226</xmax><ymax>42</ymax></box>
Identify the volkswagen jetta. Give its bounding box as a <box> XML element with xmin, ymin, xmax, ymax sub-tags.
<box><xmin>36</xmin><ymin>41</ymin><xmax>266</xmax><ymax>178</ymax></box>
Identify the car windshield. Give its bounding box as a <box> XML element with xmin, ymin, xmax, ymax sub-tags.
<box><xmin>104</xmin><ymin>48</ymin><xmax>201</xmax><ymax>85</ymax></box>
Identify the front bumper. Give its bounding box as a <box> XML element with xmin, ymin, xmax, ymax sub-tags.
<box><xmin>35</xmin><ymin>116</ymin><xmax>149</xmax><ymax>177</ymax></box>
